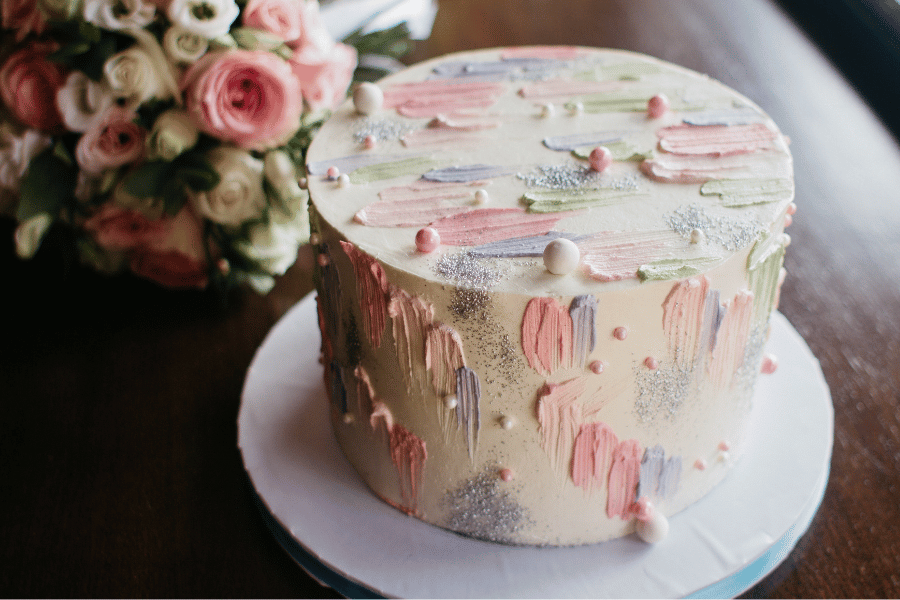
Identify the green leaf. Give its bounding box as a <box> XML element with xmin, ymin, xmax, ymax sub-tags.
<box><xmin>17</xmin><ymin>147</ymin><xmax>77</xmax><ymax>222</ymax></box>
<box><xmin>122</xmin><ymin>161</ymin><xmax>172</xmax><ymax>198</ymax></box>
<box><xmin>174</xmin><ymin>153</ymin><xmax>220</xmax><ymax>192</ymax></box>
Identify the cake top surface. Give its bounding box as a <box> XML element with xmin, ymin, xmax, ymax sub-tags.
<box><xmin>306</xmin><ymin>46</ymin><xmax>793</xmax><ymax>296</ymax></box>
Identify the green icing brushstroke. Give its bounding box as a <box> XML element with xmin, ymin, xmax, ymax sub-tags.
<box><xmin>568</xmin><ymin>89</ymin><xmax>707</xmax><ymax>113</ymax></box>
<box><xmin>572</xmin><ymin>141</ymin><xmax>653</xmax><ymax>162</ymax></box>
<box><xmin>349</xmin><ymin>157</ymin><xmax>440</xmax><ymax>184</ymax></box>
<box><xmin>701</xmin><ymin>178</ymin><xmax>793</xmax><ymax>208</ymax></box>
<box><xmin>638</xmin><ymin>256</ymin><xmax>720</xmax><ymax>282</ymax></box>
<box><xmin>523</xmin><ymin>189</ymin><xmax>646</xmax><ymax>213</ymax></box>
<box><xmin>747</xmin><ymin>232</ymin><xmax>786</xmax><ymax>324</ymax></box>
<box><xmin>599</xmin><ymin>62</ymin><xmax>663</xmax><ymax>81</ymax></box>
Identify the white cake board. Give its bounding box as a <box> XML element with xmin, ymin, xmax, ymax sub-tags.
<box><xmin>239</xmin><ymin>294</ymin><xmax>833</xmax><ymax>598</ymax></box>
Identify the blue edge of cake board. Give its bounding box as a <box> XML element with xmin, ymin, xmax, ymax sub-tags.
<box><xmin>249</xmin><ymin>468</ymin><xmax>828</xmax><ymax>600</ymax></box>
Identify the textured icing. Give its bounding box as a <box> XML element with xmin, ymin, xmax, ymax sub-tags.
<box><xmin>309</xmin><ymin>47</ymin><xmax>793</xmax><ymax>546</ymax></box>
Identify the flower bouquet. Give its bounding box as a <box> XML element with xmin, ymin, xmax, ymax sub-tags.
<box><xmin>0</xmin><ymin>0</ymin><xmax>412</xmax><ymax>293</ymax></box>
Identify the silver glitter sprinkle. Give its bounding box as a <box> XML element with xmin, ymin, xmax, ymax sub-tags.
<box><xmin>353</xmin><ymin>118</ymin><xmax>416</xmax><ymax>143</ymax></box>
<box><xmin>435</xmin><ymin>251</ymin><xmax>509</xmax><ymax>290</ymax></box>
<box><xmin>666</xmin><ymin>204</ymin><xmax>763</xmax><ymax>251</ymax></box>
<box><xmin>517</xmin><ymin>163</ymin><xmax>641</xmax><ymax>192</ymax></box>
<box><xmin>634</xmin><ymin>360</ymin><xmax>693</xmax><ymax>423</ymax></box>
<box><xmin>442</xmin><ymin>469</ymin><xmax>530</xmax><ymax>544</ymax></box>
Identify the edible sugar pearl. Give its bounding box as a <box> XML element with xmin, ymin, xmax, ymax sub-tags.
<box><xmin>337</xmin><ymin>173</ymin><xmax>350</xmax><ymax>187</ymax></box>
<box><xmin>694</xmin><ymin>458</ymin><xmax>707</xmax><ymax>471</ymax></box>
<box><xmin>353</xmin><ymin>82</ymin><xmax>383</xmax><ymax>115</ymax></box>
<box><xmin>543</xmin><ymin>238</ymin><xmax>580</xmax><ymax>275</ymax></box>
<box><xmin>718</xmin><ymin>440</ymin><xmax>731</xmax><ymax>451</ymax></box>
<box><xmin>309</xmin><ymin>233</ymin><xmax>321</xmax><ymax>245</ymax></box>
<box><xmin>298</xmin><ymin>177</ymin><xmax>308</xmax><ymax>189</ymax></box>
<box><xmin>634</xmin><ymin>497</ymin><xmax>654</xmax><ymax>522</ymax></box>
<box><xmin>613</xmin><ymin>326</ymin><xmax>628</xmax><ymax>340</ymax></box>
<box><xmin>635</xmin><ymin>509</ymin><xmax>669</xmax><ymax>543</ymax></box>
<box><xmin>415</xmin><ymin>227</ymin><xmax>441</xmax><ymax>253</ymax></box>
<box><xmin>342</xmin><ymin>413</ymin><xmax>354</xmax><ymax>424</ymax></box>
<box><xmin>443</xmin><ymin>394</ymin><xmax>458</xmax><ymax>409</ymax></box>
<box><xmin>317</xmin><ymin>253</ymin><xmax>329</xmax><ymax>267</ymax></box>
<box><xmin>541</xmin><ymin>103</ymin><xmax>554</xmax><ymax>117</ymax></box>
<box><xmin>326</xmin><ymin>166</ymin><xmax>339</xmax><ymax>180</ymax></box>
<box><xmin>569</xmin><ymin>101</ymin><xmax>584</xmax><ymax>115</ymax></box>
<box><xmin>474</xmin><ymin>189</ymin><xmax>489</xmax><ymax>205</ymax></box>
<box><xmin>647</xmin><ymin>93</ymin><xmax>670</xmax><ymax>118</ymax></box>
<box><xmin>499</xmin><ymin>416</ymin><xmax>515</xmax><ymax>430</ymax></box>
<box><xmin>589</xmin><ymin>146</ymin><xmax>612</xmax><ymax>172</ymax></box>
<box><xmin>589</xmin><ymin>360</ymin><xmax>604</xmax><ymax>374</ymax></box>
<box><xmin>690</xmin><ymin>228</ymin><xmax>706</xmax><ymax>244</ymax></box>
<box><xmin>761</xmin><ymin>353</ymin><xmax>778</xmax><ymax>374</ymax></box>
<box><xmin>363</xmin><ymin>135</ymin><xmax>377</xmax><ymax>149</ymax></box>
<box><xmin>644</xmin><ymin>356</ymin><xmax>659</xmax><ymax>370</ymax></box>
<box><xmin>787</xmin><ymin>202</ymin><xmax>798</xmax><ymax>215</ymax></box>
<box><xmin>499</xmin><ymin>468</ymin><xmax>514</xmax><ymax>482</ymax></box>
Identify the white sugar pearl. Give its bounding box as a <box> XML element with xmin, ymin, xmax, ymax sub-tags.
<box><xmin>474</xmin><ymin>189</ymin><xmax>489</xmax><ymax>205</ymax></box>
<box><xmin>541</xmin><ymin>103</ymin><xmax>554</xmax><ymax>118</ymax></box>
<box><xmin>635</xmin><ymin>511</ymin><xmax>669</xmax><ymax>543</ymax></box>
<box><xmin>690</xmin><ymin>228</ymin><xmax>705</xmax><ymax>244</ymax></box>
<box><xmin>499</xmin><ymin>416</ymin><xmax>515</xmax><ymax>430</ymax></box>
<box><xmin>338</xmin><ymin>173</ymin><xmax>350</xmax><ymax>187</ymax></box>
<box><xmin>543</xmin><ymin>238</ymin><xmax>580</xmax><ymax>275</ymax></box>
<box><xmin>443</xmin><ymin>395</ymin><xmax>458</xmax><ymax>409</ymax></box>
<box><xmin>353</xmin><ymin>82</ymin><xmax>384</xmax><ymax>115</ymax></box>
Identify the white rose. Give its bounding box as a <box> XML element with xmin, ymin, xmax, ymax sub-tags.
<box><xmin>14</xmin><ymin>212</ymin><xmax>53</xmax><ymax>259</ymax></box>
<box><xmin>263</xmin><ymin>149</ymin><xmax>303</xmax><ymax>199</ymax></box>
<box><xmin>147</xmin><ymin>108</ymin><xmax>199</xmax><ymax>160</ymax></box>
<box><xmin>0</xmin><ymin>125</ymin><xmax>51</xmax><ymax>191</ymax></box>
<box><xmin>167</xmin><ymin>0</ymin><xmax>240</xmax><ymax>39</ymax></box>
<box><xmin>103</xmin><ymin>28</ymin><xmax>180</xmax><ymax>106</ymax></box>
<box><xmin>163</xmin><ymin>25</ymin><xmax>209</xmax><ymax>64</ymax></box>
<box><xmin>190</xmin><ymin>146</ymin><xmax>266</xmax><ymax>226</ymax></box>
<box><xmin>83</xmin><ymin>0</ymin><xmax>156</xmax><ymax>30</ymax></box>
<box><xmin>236</xmin><ymin>188</ymin><xmax>309</xmax><ymax>288</ymax></box>
<box><xmin>56</xmin><ymin>71</ymin><xmax>116</xmax><ymax>132</ymax></box>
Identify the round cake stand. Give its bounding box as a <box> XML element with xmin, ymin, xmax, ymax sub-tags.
<box><xmin>239</xmin><ymin>295</ymin><xmax>833</xmax><ymax>599</ymax></box>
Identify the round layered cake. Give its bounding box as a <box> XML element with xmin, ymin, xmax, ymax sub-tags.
<box><xmin>306</xmin><ymin>47</ymin><xmax>793</xmax><ymax>546</ymax></box>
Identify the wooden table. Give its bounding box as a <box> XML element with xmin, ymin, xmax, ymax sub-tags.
<box><xmin>3</xmin><ymin>0</ymin><xmax>899</xmax><ymax>596</ymax></box>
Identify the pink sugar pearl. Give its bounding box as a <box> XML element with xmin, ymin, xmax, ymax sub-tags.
<box><xmin>589</xmin><ymin>146</ymin><xmax>612</xmax><ymax>172</ymax></box>
<box><xmin>415</xmin><ymin>227</ymin><xmax>440</xmax><ymax>252</ymax></box>
<box><xmin>499</xmin><ymin>468</ymin><xmax>514</xmax><ymax>482</ymax></box>
<box><xmin>647</xmin><ymin>93</ymin><xmax>670</xmax><ymax>118</ymax></box>
<box><xmin>326</xmin><ymin>165</ymin><xmax>339</xmax><ymax>180</ymax></box>
<box><xmin>761</xmin><ymin>353</ymin><xmax>778</xmax><ymax>374</ymax></box>
<box><xmin>613</xmin><ymin>326</ymin><xmax>628</xmax><ymax>340</ymax></box>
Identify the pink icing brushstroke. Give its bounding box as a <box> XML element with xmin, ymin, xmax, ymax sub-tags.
<box><xmin>500</xmin><ymin>47</ymin><xmax>588</xmax><ymax>60</ymax></box>
<box><xmin>355</xmin><ymin>180</ymin><xmax>484</xmax><ymax>228</ymax></box>
<box><xmin>388</xmin><ymin>286</ymin><xmax>435</xmax><ymax>387</ymax></box>
<box><xmin>641</xmin><ymin>151</ymin><xmax>791</xmax><ymax>183</ymax></box>
<box><xmin>579</xmin><ymin>230</ymin><xmax>684</xmax><ymax>282</ymax></box>
<box><xmin>340</xmin><ymin>241</ymin><xmax>390</xmax><ymax>349</ymax></box>
<box><xmin>369</xmin><ymin>400</ymin><xmax>427</xmax><ymax>516</ymax></box>
<box><xmin>521</xmin><ymin>297</ymin><xmax>574</xmax><ymax>375</ymax></box>
<box><xmin>389</xmin><ymin>424</ymin><xmax>427</xmax><ymax>515</ymax></box>
<box><xmin>429</xmin><ymin>208</ymin><xmax>566</xmax><ymax>246</ymax></box>
<box><xmin>571</xmin><ymin>422</ymin><xmax>619</xmax><ymax>494</ymax></box>
<box><xmin>424</xmin><ymin>323</ymin><xmax>467</xmax><ymax>396</ymax></box>
<box><xmin>662</xmin><ymin>276</ymin><xmax>711</xmax><ymax>368</ymax></box>
<box><xmin>536</xmin><ymin>378</ymin><xmax>585</xmax><ymax>475</ymax></box>
<box><xmin>708</xmin><ymin>290</ymin><xmax>755</xmax><ymax>390</ymax></box>
<box><xmin>656</xmin><ymin>123</ymin><xmax>780</xmax><ymax>157</ymax></box>
<box><xmin>607</xmin><ymin>438</ymin><xmax>643</xmax><ymax>520</ymax></box>
<box><xmin>354</xmin><ymin>365</ymin><xmax>375</xmax><ymax>416</ymax></box>
<box><xmin>382</xmin><ymin>81</ymin><xmax>504</xmax><ymax>118</ymax></box>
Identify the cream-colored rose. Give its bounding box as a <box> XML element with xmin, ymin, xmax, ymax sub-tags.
<box><xmin>263</xmin><ymin>149</ymin><xmax>303</xmax><ymax>199</ymax></box>
<box><xmin>14</xmin><ymin>212</ymin><xmax>53</xmax><ymax>258</ymax></box>
<box><xmin>0</xmin><ymin>125</ymin><xmax>50</xmax><ymax>191</ymax></box>
<box><xmin>56</xmin><ymin>71</ymin><xmax>116</xmax><ymax>132</ymax></box>
<box><xmin>103</xmin><ymin>28</ymin><xmax>179</xmax><ymax>106</ymax></box>
<box><xmin>163</xmin><ymin>25</ymin><xmax>209</xmax><ymax>64</ymax></box>
<box><xmin>147</xmin><ymin>108</ymin><xmax>199</xmax><ymax>160</ymax></box>
<box><xmin>83</xmin><ymin>0</ymin><xmax>156</xmax><ymax>30</ymax></box>
<box><xmin>235</xmin><ymin>188</ymin><xmax>309</xmax><ymax>291</ymax></box>
<box><xmin>167</xmin><ymin>0</ymin><xmax>240</xmax><ymax>39</ymax></box>
<box><xmin>190</xmin><ymin>146</ymin><xmax>266</xmax><ymax>226</ymax></box>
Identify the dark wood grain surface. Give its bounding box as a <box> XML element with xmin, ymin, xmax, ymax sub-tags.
<box><xmin>3</xmin><ymin>0</ymin><xmax>900</xmax><ymax>597</ymax></box>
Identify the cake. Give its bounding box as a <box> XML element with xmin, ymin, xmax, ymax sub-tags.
<box><xmin>305</xmin><ymin>46</ymin><xmax>793</xmax><ymax>546</ymax></box>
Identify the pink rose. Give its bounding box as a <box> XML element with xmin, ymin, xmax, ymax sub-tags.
<box><xmin>290</xmin><ymin>42</ymin><xmax>357</xmax><ymax>111</ymax></box>
<box><xmin>284</xmin><ymin>0</ymin><xmax>334</xmax><ymax>53</ymax></box>
<box><xmin>129</xmin><ymin>206</ymin><xmax>209</xmax><ymax>289</ymax></box>
<box><xmin>75</xmin><ymin>107</ymin><xmax>147</xmax><ymax>174</ymax></box>
<box><xmin>84</xmin><ymin>204</ymin><xmax>168</xmax><ymax>251</ymax></box>
<box><xmin>242</xmin><ymin>0</ymin><xmax>303</xmax><ymax>43</ymax></box>
<box><xmin>181</xmin><ymin>50</ymin><xmax>303</xmax><ymax>150</ymax></box>
<box><xmin>1</xmin><ymin>0</ymin><xmax>46</xmax><ymax>41</ymax></box>
<box><xmin>0</xmin><ymin>41</ymin><xmax>67</xmax><ymax>131</ymax></box>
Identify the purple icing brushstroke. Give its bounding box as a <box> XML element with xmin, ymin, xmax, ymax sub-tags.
<box><xmin>455</xmin><ymin>366</ymin><xmax>481</xmax><ymax>460</ymax></box>
<box><xmin>423</xmin><ymin>164</ymin><xmax>517</xmax><ymax>183</ymax></box>
<box><xmin>638</xmin><ymin>444</ymin><xmax>682</xmax><ymax>500</ymax></box>
<box><xmin>569</xmin><ymin>295</ymin><xmax>597</xmax><ymax>368</ymax></box>
<box><xmin>542</xmin><ymin>131</ymin><xmax>629</xmax><ymax>151</ymax></box>
<box><xmin>467</xmin><ymin>232</ymin><xmax>584</xmax><ymax>258</ymax></box>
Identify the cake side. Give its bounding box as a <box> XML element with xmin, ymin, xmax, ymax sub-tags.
<box><xmin>305</xmin><ymin>46</ymin><xmax>793</xmax><ymax>546</ymax></box>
